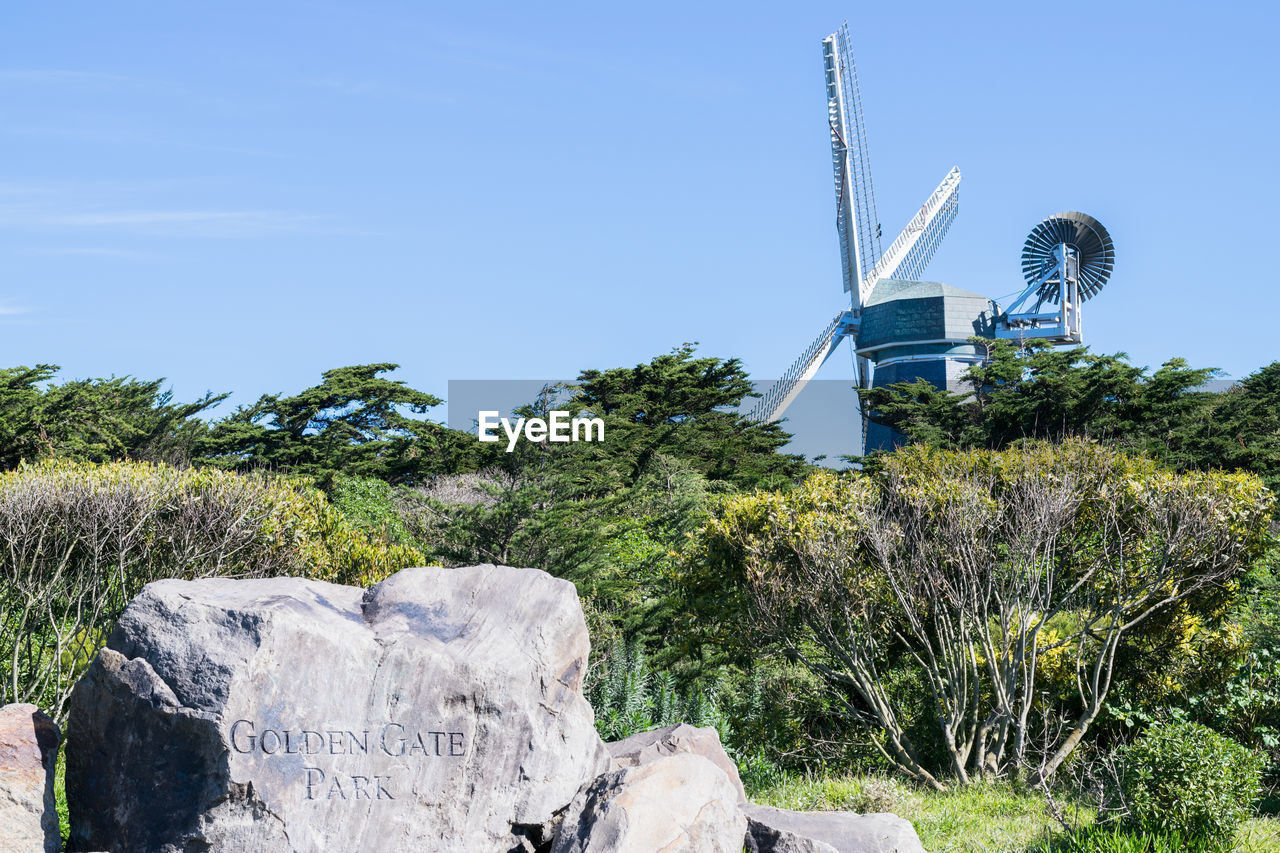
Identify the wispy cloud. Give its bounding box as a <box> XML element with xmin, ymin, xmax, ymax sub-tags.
<box><xmin>0</xmin><ymin>69</ymin><xmax>138</xmax><ymax>86</ymax></box>
<box><xmin>0</xmin><ymin>302</ymin><xmax>29</xmax><ymax>316</ymax></box>
<box><xmin>0</xmin><ymin>182</ymin><xmax>332</xmax><ymax>238</ymax></box>
<box><xmin>0</xmin><ymin>69</ymin><xmax>188</xmax><ymax>96</ymax></box>
<box><xmin>14</xmin><ymin>208</ymin><xmax>320</xmax><ymax>238</ymax></box>
<box><xmin>27</xmin><ymin>247</ymin><xmax>156</xmax><ymax>260</ymax></box>
<box><xmin>0</xmin><ymin>178</ymin><xmax>208</xmax><ymax>198</ymax></box>
<box><xmin>3</xmin><ymin>123</ymin><xmax>280</xmax><ymax>157</ymax></box>
<box><xmin>45</xmin><ymin>209</ymin><xmax>316</xmax><ymax>230</ymax></box>
<box><xmin>301</xmin><ymin>75</ymin><xmax>453</xmax><ymax>105</ymax></box>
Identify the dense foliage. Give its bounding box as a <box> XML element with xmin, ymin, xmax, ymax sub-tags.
<box><xmin>862</xmin><ymin>340</ymin><xmax>1280</xmax><ymax>490</ymax></box>
<box><xmin>1119</xmin><ymin>721</ymin><xmax>1263</xmax><ymax>844</ymax></box>
<box><xmin>200</xmin><ymin>363</ymin><xmax>480</xmax><ymax>484</ymax></box>
<box><xmin>4</xmin><ymin>344</ymin><xmax>1280</xmax><ymax>843</ymax></box>
<box><xmin>0</xmin><ymin>460</ymin><xmax>422</xmax><ymax>720</ymax></box>
<box><xmin>567</xmin><ymin>344</ymin><xmax>804</xmax><ymax>492</ymax></box>
<box><xmin>0</xmin><ymin>364</ymin><xmax>223</xmax><ymax>468</ymax></box>
<box><xmin>688</xmin><ymin>440</ymin><xmax>1273</xmax><ymax>789</ymax></box>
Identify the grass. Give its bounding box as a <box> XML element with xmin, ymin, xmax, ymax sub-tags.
<box><xmin>748</xmin><ymin>773</ymin><xmax>1280</xmax><ymax>852</ymax></box>
<box><xmin>54</xmin><ymin>741</ymin><xmax>69</xmax><ymax>845</ymax></box>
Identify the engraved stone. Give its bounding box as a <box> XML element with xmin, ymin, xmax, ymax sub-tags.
<box><xmin>67</xmin><ymin>565</ymin><xmax>609</xmax><ymax>852</ymax></box>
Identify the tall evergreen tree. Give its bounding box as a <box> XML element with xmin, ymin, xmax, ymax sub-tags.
<box><xmin>0</xmin><ymin>364</ymin><xmax>223</xmax><ymax>468</ymax></box>
<box><xmin>200</xmin><ymin>364</ymin><xmax>476</xmax><ymax>484</ymax></box>
<box><xmin>860</xmin><ymin>339</ymin><xmax>1219</xmax><ymax>471</ymax></box>
<box><xmin>568</xmin><ymin>345</ymin><xmax>807</xmax><ymax>491</ymax></box>
<box><xmin>1195</xmin><ymin>362</ymin><xmax>1280</xmax><ymax>491</ymax></box>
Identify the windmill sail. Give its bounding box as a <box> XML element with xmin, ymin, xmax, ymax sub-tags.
<box><xmin>746</xmin><ymin>311</ymin><xmax>852</xmax><ymax>424</ymax></box>
<box><xmin>861</xmin><ymin>166</ymin><xmax>961</xmax><ymax>296</ymax></box>
<box><xmin>747</xmin><ymin>25</ymin><xmax>962</xmax><ymax>447</ymax></box>
<box><xmin>824</xmin><ymin>25</ymin><xmax>882</xmax><ymax>305</ymax></box>
<box><xmin>750</xmin><ymin>168</ymin><xmax>962</xmax><ymax>425</ymax></box>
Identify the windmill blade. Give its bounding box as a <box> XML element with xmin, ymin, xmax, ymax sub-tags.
<box><xmin>747</xmin><ymin>311</ymin><xmax>854</xmax><ymax>423</ymax></box>
<box><xmin>824</xmin><ymin>24</ymin><xmax>882</xmax><ymax>305</ymax></box>
<box><xmin>862</xmin><ymin>166</ymin><xmax>961</xmax><ymax>297</ymax></box>
<box><xmin>1020</xmin><ymin>211</ymin><xmax>1115</xmax><ymax>302</ymax></box>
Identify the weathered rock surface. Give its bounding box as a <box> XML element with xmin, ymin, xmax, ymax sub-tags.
<box><xmin>554</xmin><ymin>752</ymin><xmax>747</xmax><ymax>853</ymax></box>
<box><xmin>606</xmin><ymin>722</ymin><xmax>746</xmax><ymax>805</ymax></box>
<box><xmin>745</xmin><ymin>804</ymin><xmax>926</xmax><ymax>853</ymax></box>
<box><xmin>0</xmin><ymin>703</ymin><xmax>61</xmax><ymax>853</ymax></box>
<box><xmin>747</xmin><ymin>819</ymin><xmax>839</xmax><ymax>853</ymax></box>
<box><xmin>67</xmin><ymin>565</ymin><xmax>609</xmax><ymax>853</ymax></box>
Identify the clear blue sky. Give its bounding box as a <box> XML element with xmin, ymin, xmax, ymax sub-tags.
<box><xmin>3</xmin><ymin>1</ymin><xmax>1277</xmax><ymax>426</ymax></box>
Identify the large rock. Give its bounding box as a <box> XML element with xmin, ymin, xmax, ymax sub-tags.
<box><xmin>745</xmin><ymin>804</ymin><xmax>926</xmax><ymax>853</ymax></box>
<box><xmin>0</xmin><ymin>703</ymin><xmax>61</xmax><ymax>853</ymax></box>
<box><xmin>67</xmin><ymin>565</ymin><xmax>609</xmax><ymax>853</ymax></box>
<box><xmin>606</xmin><ymin>722</ymin><xmax>746</xmax><ymax>805</ymax></box>
<box><xmin>554</xmin><ymin>752</ymin><xmax>747</xmax><ymax>853</ymax></box>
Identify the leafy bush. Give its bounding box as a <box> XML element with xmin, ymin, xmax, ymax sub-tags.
<box><xmin>686</xmin><ymin>440</ymin><xmax>1273</xmax><ymax>789</ymax></box>
<box><xmin>0</xmin><ymin>460</ymin><xmax>424</xmax><ymax>720</ymax></box>
<box><xmin>1120</xmin><ymin>721</ymin><xmax>1263</xmax><ymax>843</ymax></box>
<box><xmin>587</xmin><ymin>637</ymin><xmax>732</xmax><ymax>745</ymax></box>
<box><xmin>328</xmin><ymin>474</ymin><xmax>412</xmax><ymax>544</ymax></box>
<box><xmin>1191</xmin><ymin>552</ymin><xmax>1280</xmax><ymax>802</ymax></box>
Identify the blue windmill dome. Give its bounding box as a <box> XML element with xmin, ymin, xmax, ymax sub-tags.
<box><xmin>859</xmin><ymin>280</ymin><xmax>998</xmax><ymax>357</ymax></box>
<box><xmin>857</xmin><ymin>279</ymin><xmax>998</xmax><ymax>450</ymax></box>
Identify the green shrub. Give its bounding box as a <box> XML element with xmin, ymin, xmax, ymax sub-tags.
<box><xmin>586</xmin><ymin>637</ymin><xmax>733</xmax><ymax>746</ymax></box>
<box><xmin>0</xmin><ymin>460</ymin><xmax>425</xmax><ymax>720</ymax></box>
<box><xmin>328</xmin><ymin>475</ymin><xmax>411</xmax><ymax>545</ymax></box>
<box><xmin>1120</xmin><ymin>721</ymin><xmax>1264</xmax><ymax>843</ymax></box>
<box><xmin>686</xmin><ymin>440</ymin><xmax>1274</xmax><ymax>789</ymax></box>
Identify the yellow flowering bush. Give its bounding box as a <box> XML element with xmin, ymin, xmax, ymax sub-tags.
<box><xmin>0</xmin><ymin>460</ymin><xmax>425</xmax><ymax>719</ymax></box>
<box><xmin>687</xmin><ymin>439</ymin><xmax>1273</xmax><ymax>788</ymax></box>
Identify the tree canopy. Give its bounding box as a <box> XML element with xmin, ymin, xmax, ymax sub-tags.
<box><xmin>860</xmin><ymin>340</ymin><xmax>1280</xmax><ymax>488</ymax></box>
<box><xmin>200</xmin><ymin>363</ymin><xmax>477</xmax><ymax>484</ymax></box>
<box><xmin>1194</xmin><ymin>361</ymin><xmax>1280</xmax><ymax>492</ymax></box>
<box><xmin>567</xmin><ymin>344</ymin><xmax>806</xmax><ymax>492</ymax></box>
<box><xmin>0</xmin><ymin>364</ymin><xmax>223</xmax><ymax>468</ymax></box>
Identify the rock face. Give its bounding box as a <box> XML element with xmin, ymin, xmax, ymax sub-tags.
<box><xmin>0</xmin><ymin>703</ymin><xmax>61</xmax><ymax>853</ymax></box>
<box><xmin>606</xmin><ymin>722</ymin><xmax>746</xmax><ymax>805</ymax></box>
<box><xmin>554</xmin><ymin>752</ymin><xmax>747</xmax><ymax>853</ymax></box>
<box><xmin>67</xmin><ymin>565</ymin><xmax>609</xmax><ymax>853</ymax></box>
<box><xmin>744</xmin><ymin>804</ymin><xmax>926</xmax><ymax>853</ymax></box>
<box><xmin>747</xmin><ymin>820</ymin><xmax>839</xmax><ymax>853</ymax></box>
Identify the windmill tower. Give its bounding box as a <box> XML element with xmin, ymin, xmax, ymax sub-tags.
<box><xmin>747</xmin><ymin>24</ymin><xmax>981</xmax><ymax>451</ymax></box>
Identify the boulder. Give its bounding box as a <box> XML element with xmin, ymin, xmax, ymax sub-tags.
<box><xmin>748</xmin><ymin>820</ymin><xmax>839</xmax><ymax>853</ymax></box>
<box><xmin>67</xmin><ymin>565</ymin><xmax>609</xmax><ymax>853</ymax></box>
<box><xmin>554</xmin><ymin>752</ymin><xmax>747</xmax><ymax>853</ymax></box>
<box><xmin>606</xmin><ymin>722</ymin><xmax>746</xmax><ymax>805</ymax></box>
<box><xmin>745</xmin><ymin>804</ymin><xmax>926</xmax><ymax>853</ymax></box>
<box><xmin>0</xmin><ymin>703</ymin><xmax>61</xmax><ymax>853</ymax></box>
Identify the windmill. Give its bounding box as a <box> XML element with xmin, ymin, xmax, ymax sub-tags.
<box><xmin>746</xmin><ymin>23</ymin><xmax>963</xmax><ymax>446</ymax></box>
<box><xmin>995</xmin><ymin>212</ymin><xmax>1116</xmax><ymax>344</ymax></box>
